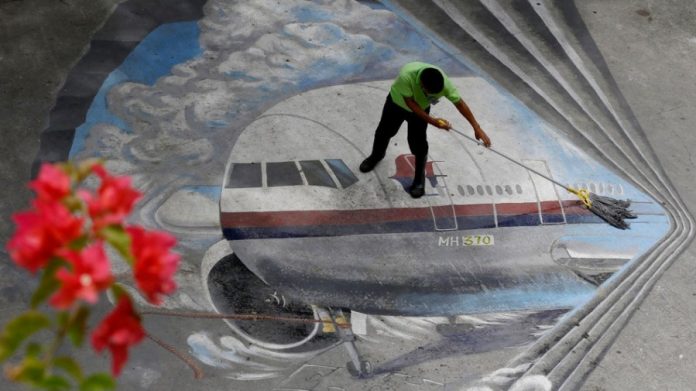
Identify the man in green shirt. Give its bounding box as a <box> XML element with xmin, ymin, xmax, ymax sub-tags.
<box><xmin>359</xmin><ymin>62</ymin><xmax>491</xmax><ymax>198</ymax></box>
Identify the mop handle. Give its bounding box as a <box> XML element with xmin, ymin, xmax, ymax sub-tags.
<box><xmin>448</xmin><ymin>127</ymin><xmax>572</xmax><ymax>192</ymax></box>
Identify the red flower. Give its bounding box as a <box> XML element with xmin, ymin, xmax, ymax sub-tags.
<box><xmin>30</xmin><ymin>163</ymin><xmax>71</xmax><ymax>202</ymax></box>
<box><xmin>81</xmin><ymin>164</ymin><xmax>141</xmax><ymax>232</ymax></box>
<box><xmin>7</xmin><ymin>201</ymin><xmax>84</xmax><ymax>272</ymax></box>
<box><xmin>50</xmin><ymin>243</ymin><xmax>113</xmax><ymax>309</ymax></box>
<box><xmin>127</xmin><ymin>226</ymin><xmax>179</xmax><ymax>305</ymax></box>
<box><xmin>91</xmin><ymin>296</ymin><xmax>145</xmax><ymax>376</ymax></box>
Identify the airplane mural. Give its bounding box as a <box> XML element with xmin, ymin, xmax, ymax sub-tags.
<box><xmin>34</xmin><ymin>0</ymin><xmax>687</xmax><ymax>389</ymax></box>
<box><xmin>216</xmin><ymin>78</ymin><xmax>668</xmax><ymax>318</ymax></box>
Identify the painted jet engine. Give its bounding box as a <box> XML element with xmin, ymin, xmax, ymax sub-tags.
<box><xmin>219</xmin><ymin>78</ymin><xmax>668</xmax><ymax>316</ymax></box>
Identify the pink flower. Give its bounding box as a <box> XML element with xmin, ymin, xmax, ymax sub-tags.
<box><xmin>29</xmin><ymin>163</ymin><xmax>71</xmax><ymax>202</ymax></box>
<box><xmin>127</xmin><ymin>226</ymin><xmax>179</xmax><ymax>305</ymax></box>
<box><xmin>81</xmin><ymin>164</ymin><xmax>141</xmax><ymax>232</ymax></box>
<box><xmin>49</xmin><ymin>243</ymin><xmax>113</xmax><ymax>309</ymax></box>
<box><xmin>91</xmin><ymin>296</ymin><xmax>145</xmax><ymax>376</ymax></box>
<box><xmin>7</xmin><ymin>201</ymin><xmax>84</xmax><ymax>273</ymax></box>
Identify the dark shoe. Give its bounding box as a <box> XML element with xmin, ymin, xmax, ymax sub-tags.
<box><xmin>359</xmin><ymin>156</ymin><xmax>381</xmax><ymax>173</ymax></box>
<box><xmin>409</xmin><ymin>154</ymin><xmax>427</xmax><ymax>198</ymax></box>
<box><xmin>409</xmin><ymin>182</ymin><xmax>425</xmax><ymax>198</ymax></box>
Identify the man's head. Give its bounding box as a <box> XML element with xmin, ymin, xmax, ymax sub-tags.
<box><xmin>419</xmin><ymin>67</ymin><xmax>444</xmax><ymax>95</ymax></box>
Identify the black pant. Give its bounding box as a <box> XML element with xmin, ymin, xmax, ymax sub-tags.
<box><xmin>370</xmin><ymin>94</ymin><xmax>430</xmax><ymax>162</ymax></box>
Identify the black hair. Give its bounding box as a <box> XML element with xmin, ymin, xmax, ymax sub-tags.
<box><xmin>420</xmin><ymin>68</ymin><xmax>444</xmax><ymax>94</ymax></box>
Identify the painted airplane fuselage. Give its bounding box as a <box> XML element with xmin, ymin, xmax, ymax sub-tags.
<box><xmin>219</xmin><ymin>78</ymin><xmax>664</xmax><ymax>316</ymax></box>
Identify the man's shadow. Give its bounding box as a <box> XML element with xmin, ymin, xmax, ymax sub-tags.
<box><xmin>370</xmin><ymin>309</ymin><xmax>567</xmax><ymax>375</ymax></box>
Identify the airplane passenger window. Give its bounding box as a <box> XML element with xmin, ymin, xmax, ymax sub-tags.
<box><xmin>267</xmin><ymin>162</ymin><xmax>303</xmax><ymax>187</ymax></box>
<box><xmin>589</xmin><ymin>183</ymin><xmax>597</xmax><ymax>193</ymax></box>
<box><xmin>326</xmin><ymin>159</ymin><xmax>358</xmax><ymax>188</ymax></box>
<box><xmin>598</xmin><ymin>183</ymin><xmax>604</xmax><ymax>194</ymax></box>
<box><xmin>458</xmin><ymin>185</ymin><xmax>466</xmax><ymax>196</ymax></box>
<box><xmin>485</xmin><ymin>185</ymin><xmax>492</xmax><ymax>195</ymax></box>
<box><xmin>495</xmin><ymin>185</ymin><xmax>503</xmax><ymax>195</ymax></box>
<box><xmin>227</xmin><ymin>163</ymin><xmax>262</xmax><ymax>188</ymax></box>
<box><xmin>505</xmin><ymin>185</ymin><xmax>513</xmax><ymax>195</ymax></box>
<box><xmin>476</xmin><ymin>185</ymin><xmax>484</xmax><ymax>196</ymax></box>
<box><xmin>467</xmin><ymin>185</ymin><xmax>475</xmax><ymax>195</ymax></box>
<box><xmin>516</xmin><ymin>184</ymin><xmax>523</xmax><ymax>194</ymax></box>
<box><xmin>606</xmin><ymin>184</ymin><xmax>614</xmax><ymax>194</ymax></box>
<box><xmin>300</xmin><ymin>160</ymin><xmax>337</xmax><ymax>188</ymax></box>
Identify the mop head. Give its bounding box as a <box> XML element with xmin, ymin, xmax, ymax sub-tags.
<box><xmin>588</xmin><ymin>193</ymin><xmax>637</xmax><ymax>229</ymax></box>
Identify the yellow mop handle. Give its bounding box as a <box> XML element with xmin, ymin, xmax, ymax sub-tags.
<box><xmin>567</xmin><ymin>187</ymin><xmax>593</xmax><ymax>208</ymax></box>
<box><xmin>447</xmin><ymin>126</ymin><xmax>594</xmax><ymax>209</ymax></box>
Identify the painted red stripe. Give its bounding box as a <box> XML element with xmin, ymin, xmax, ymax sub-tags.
<box><xmin>220</xmin><ymin>200</ymin><xmax>590</xmax><ymax>228</ymax></box>
<box><xmin>221</xmin><ymin>207</ymin><xmax>432</xmax><ymax>228</ymax></box>
<box><xmin>495</xmin><ymin>202</ymin><xmax>540</xmax><ymax>215</ymax></box>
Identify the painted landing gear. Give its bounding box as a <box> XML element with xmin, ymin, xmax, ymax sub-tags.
<box><xmin>207</xmin><ymin>253</ymin><xmax>337</xmax><ymax>351</ymax></box>
<box><xmin>330</xmin><ymin>308</ymin><xmax>373</xmax><ymax>379</ymax></box>
<box><xmin>347</xmin><ymin>359</ymin><xmax>373</xmax><ymax>379</ymax></box>
<box><xmin>205</xmin><ymin>248</ymin><xmax>373</xmax><ymax>375</ymax></box>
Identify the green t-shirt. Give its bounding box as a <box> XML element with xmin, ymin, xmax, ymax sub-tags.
<box><xmin>389</xmin><ymin>62</ymin><xmax>461</xmax><ymax>112</ymax></box>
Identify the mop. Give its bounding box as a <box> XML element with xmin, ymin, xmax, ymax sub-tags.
<box><xmin>448</xmin><ymin>126</ymin><xmax>637</xmax><ymax>229</ymax></box>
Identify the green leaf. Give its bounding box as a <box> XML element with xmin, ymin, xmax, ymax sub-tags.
<box><xmin>0</xmin><ymin>311</ymin><xmax>51</xmax><ymax>362</ymax></box>
<box><xmin>68</xmin><ymin>235</ymin><xmax>91</xmax><ymax>251</ymax></box>
<box><xmin>39</xmin><ymin>374</ymin><xmax>72</xmax><ymax>391</ymax></box>
<box><xmin>101</xmin><ymin>225</ymin><xmax>133</xmax><ymax>265</ymax></box>
<box><xmin>12</xmin><ymin>355</ymin><xmax>47</xmax><ymax>384</ymax></box>
<box><xmin>80</xmin><ymin>373</ymin><xmax>115</xmax><ymax>391</ymax></box>
<box><xmin>53</xmin><ymin>356</ymin><xmax>83</xmax><ymax>381</ymax></box>
<box><xmin>75</xmin><ymin>158</ymin><xmax>103</xmax><ymax>183</ymax></box>
<box><xmin>67</xmin><ymin>306</ymin><xmax>90</xmax><ymax>347</ymax></box>
<box><xmin>30</xmin><ymin>260</ymin><xmax>63</xmax><ymax>309</ymax></box>
<box><xmin>25</xmin><ymin>343</ymin><xmax>43</xmax><ymax>358</ymax></box>
<box><xmin>109</xmin><ymin>284</ymin><xmax>129</xmax><ymax>302</ymax></box>
<box><xmin>57</xmin><ymin>311</ymin><xmax>70</xmax><ymax>330</ymax></box>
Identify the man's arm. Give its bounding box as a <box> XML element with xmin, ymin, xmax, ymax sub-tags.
<box><xmin>404</xmin><ymin>97</ymin><xmax>450</xmax><ymax>129</ymax></box>
<box><xmin>454</xmin><ymin>99</ymin><xmax>491</xmax><ymax>147</ymax></box>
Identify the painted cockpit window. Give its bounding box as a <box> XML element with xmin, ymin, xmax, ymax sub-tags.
<box><xmin>227</xmin><ymin>159</ymin><xmax>357</xmax><ymax>189</ymax></box>
<box><xmin>299</xmin><ymin>160</ymin><xmax>337</xmax><ymax>188</ymax></box>
<box><xmin>267</xmin><ymin>162</ymin><xmax>303</xmax><ymax>187</ymax></box>
<box><xmin>227</xmin><ymin>163</ymin><xmax>262</xmax><ymax>188</ymax></box>
<box><xmin>325</xmin><ymin>159</ymin><xmax>358</xmax><ymax>189</ymax></box>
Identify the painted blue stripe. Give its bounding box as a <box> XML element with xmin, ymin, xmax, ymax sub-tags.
<box><xmin>224</xmin><ymin>218</ymin><xmax>436</xmax><ymax>240</ymax></box>
<box><xmin>566</xmin><ymin>214</ymin><xmax>604</xmax><ymax>224</ymax></box>
<box><xmin>497</xmin><ymin>213</ymin><xmax>541</xmax><ymax>227</ymax></box>
<box><xmin>223</xmin><ymin>213</ymin><xmax>605</xmax><ymax>240</ymax></box>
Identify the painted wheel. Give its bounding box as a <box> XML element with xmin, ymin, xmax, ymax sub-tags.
<box><xmin>347</xmin><ymin>360</ymin><xmax>373</xmax><ymax>378</ymax></box>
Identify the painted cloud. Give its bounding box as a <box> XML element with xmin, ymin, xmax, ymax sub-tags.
<box><xmin>77</xmin><ymin>0</ymin><xmax>468</xmax><ymax>188</ymax></box>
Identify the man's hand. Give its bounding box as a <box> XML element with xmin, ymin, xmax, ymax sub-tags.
<box><xmin>433</xmin><ymin>118</ymin><xmax>451</xmax><ymax>130</ymax></box>
<box><xmin>474</xmin><ymin>126</ymin><xmax>491</xmax><ymax>147</ymax></box>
